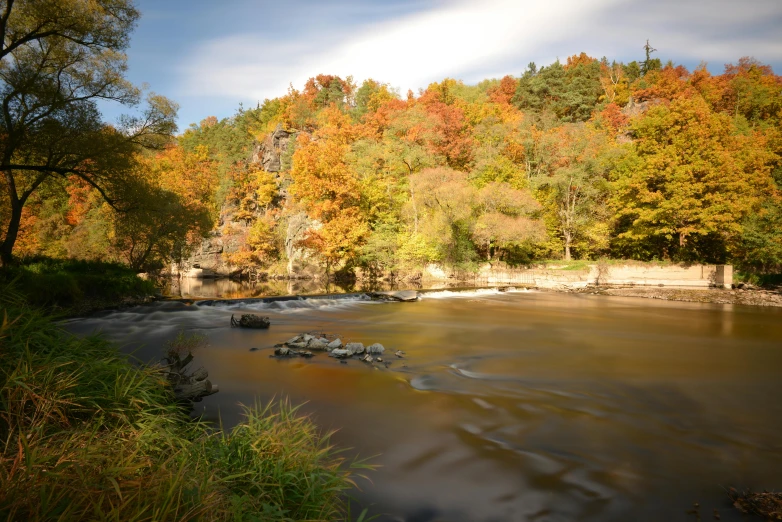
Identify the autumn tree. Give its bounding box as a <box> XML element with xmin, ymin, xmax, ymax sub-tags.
<box><xmin>408</xmin><ymin>168</ymin><xmax>477</xmax><ymax>265</ymax></box>
<box><xmin>0</xmin><ymin>0</ymin><xmax>177</xmax><ymax>265</ymax></box>
<box><xmin>610</xmin><ymin>95</ymin><xmax>774</xmax><ymax>261</ymax></box>
<box><xmin>290</xmin><ymin>107</ymin><xmax>369</xmax><ymax>270</ymax></box>
<box><xmin>532</xmin><ymin>123</ymin><xmax>611</xmax><ymax>260</ymax></box>
<box><xmin>472</xmin><ymin>182</ymin><xmax>545</xmax><ymax>260</ymax></box>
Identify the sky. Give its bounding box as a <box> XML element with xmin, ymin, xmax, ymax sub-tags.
<box><xmin>107</xmin><ymin>0</ymin><xmax>782</xmax><ymax>131</ymax></box>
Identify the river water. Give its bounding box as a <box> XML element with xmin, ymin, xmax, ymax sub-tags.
<box><xmin>64</xmin><ymin>288</ymin><xmax>782</xmax><ymax>521</ymax></box>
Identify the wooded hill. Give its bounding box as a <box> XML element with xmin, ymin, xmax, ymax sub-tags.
<box><xmin>4</xmin><ymin>29</ymin><xmax>782</xmax><ymax>276</ymax></box>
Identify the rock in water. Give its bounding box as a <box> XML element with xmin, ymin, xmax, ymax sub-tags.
<box><xmin>275</xmin><ymin>346</ymin><xmax>290</xmax><ymax>356</ymax></box>
<box><xmin>308</xmin><ymin>340</ymin><xmax>327</xmax><ymax>350</ymax></box>
<box><xmin>344</xmin><ymin>342</ymin><xmax>364</xmax><ymax>355</ymax></box>
<box><xmin>231</xmin><ymin>314</ymin><xmax>271</xmax><ymax>329</ymax></box>
<box><xmin>394</xmin><ymin>350</ymin><xmax>405</xmax><ymax>358</ymax></box>
<box><xmin>367</xmin><ymin>290</ymin><xmax>418</xmax><ymax>302</ymax></box>
<box><xmin>327</xmin><ymin>339</ymin><xmax>342</xmax><ymax>350</ymax></box>
<box><xmin>330</xmin><ymin>349</ymin><xmax>350</xmax><ymax>358</ymax></box>
<box><xmin>317</xmin><ymin>337</ymin><xmax>330</xmax><ymax>344</ymax></box>
<box><xmin>367</xmin><ymin>343</ymin><xmax>385</xmax><ymax>354</ymax></box>
<box><xmin>362</xmin><ymin>354</ymin><xmax>374</xmax><ymax>363</ymax></box>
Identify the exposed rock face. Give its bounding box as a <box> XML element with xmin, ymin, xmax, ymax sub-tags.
<box><xmin>177</xmin><ymin>214</ymin><xmax>246</xmax><ymax>277</ymax></box>
<box><xmin>176</xmin><ymin>123</ymin><xmax>324</xmax><ymax>279</ymax></box>
<box><xmin>172</xmin><ymin>201</ymin><xmax>245</xmax><ymax>277</ymax></box>
<box><xmin>617</xmin><ymin>96</ymin><xmax>662</xmax><ymax>143</ymax></box>
<box><xmin>251</xmin><ymin>125</ymin><xmax>293</xmax><ymax>173</ymax></box>
<box><xmin>178</xmin><ymin>126</ymin><xmax>296</xmax><ymax>277</ymax></box>
<box><xmin>621</xmin><ymin>96</ymin><xmax>657</xmax><ymax>119</ymax></box>
<box><xmin>285</xmin><ymin>212</ymin><xmax>317</xmax><ymax>275</ymax></box>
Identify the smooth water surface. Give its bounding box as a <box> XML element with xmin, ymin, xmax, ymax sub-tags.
<box><xmin>65</xmin><ymin>290</ymin><xmax>782</xmax><ymax>521</ymax></box>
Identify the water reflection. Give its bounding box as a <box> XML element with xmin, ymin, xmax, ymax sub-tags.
<box><xmin>65</xmin><ymin>290</ymin><xmax>782</xmax><ymax>521</ymax></box>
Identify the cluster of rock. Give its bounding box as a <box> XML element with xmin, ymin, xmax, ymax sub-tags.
<box><xmin>272</xmin><ymin>333</ymin><xmax>406</xmax><ymax>365</ymax></box>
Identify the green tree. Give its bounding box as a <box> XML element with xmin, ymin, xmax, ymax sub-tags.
<box><xmin>513</xmin><ymin>56</ymin><xmax>603</xmax><ymax>122</ymax></box>
<box><xmin>0</xmin><ymin>0</ymin><xmax>177</xmax><ymax>265</ymax></box>
<box><xmin>110</xmin><ymin>181</ymin><xmax>210</xmax><ymax>270</ymax></box>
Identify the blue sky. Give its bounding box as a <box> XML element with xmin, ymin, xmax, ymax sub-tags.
<box><xmin>108</xmin><ymin>0</ymin><xmax>782</xmax><ymax>131</ymax></box>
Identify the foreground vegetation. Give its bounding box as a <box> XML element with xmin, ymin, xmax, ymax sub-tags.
<box><xmin>0</xmin><ymin>285</ymin><xmax>370</xmax><ymax>520</ymax></box>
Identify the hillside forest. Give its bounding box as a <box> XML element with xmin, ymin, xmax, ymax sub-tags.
<box><xmin>3</xmin><ymin>44</ymin><xmax>782</xmax><ymax>277</ymax></box>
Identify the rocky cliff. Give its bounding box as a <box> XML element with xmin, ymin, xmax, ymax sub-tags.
<box><xmin>174</xmin><ymin>125</ymin><xmax>317</xmax><ymax>279</ymax></box>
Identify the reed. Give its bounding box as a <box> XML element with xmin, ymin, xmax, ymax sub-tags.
<box><xmin>0</xmin><ymin>284</ymin><xmax>372</xmax><ymax>521</ymax></box>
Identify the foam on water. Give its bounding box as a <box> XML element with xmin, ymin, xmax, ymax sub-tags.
<box><xmin>199</xmin><ymin>294</ymin><xmax>375</xmax><ymax>314</ymax></box>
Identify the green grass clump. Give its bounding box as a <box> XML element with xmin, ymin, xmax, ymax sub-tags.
<box><xmin>0</xmin><ymin>256</ymin><xmax>157</xmax><ymax>311</ymax></box>
<box><xmin>0</xmin><ymin>284</ymin><xmax>371</xmax><ymax>521</ymax></box>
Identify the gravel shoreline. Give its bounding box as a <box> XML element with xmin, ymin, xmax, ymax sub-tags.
<box><xmin>572</xmin><ymin>285</ymin><xmax>782</xmax><ymax>307</ymax></box>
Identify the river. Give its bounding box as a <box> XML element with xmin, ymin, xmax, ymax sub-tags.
<box><xmin>64</xmin><ymin>287</ymin><xmax>782</xmax><ymax>521</ymax></box>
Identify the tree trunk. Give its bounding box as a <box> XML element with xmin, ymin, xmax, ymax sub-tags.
<box><xmin>0</xmin><ymin>195</ymin><xmax>22</xmax><ymax>266</ymax></box>
<box><xmin>404</xmin><ymin>160</ymin><xmax>419</xmax><ymax>234</ymax></box>
<box><xmin>409</xmin><ymin>184</ymin><xmax>419</xmax><ymax>234</ymax></box>
<box><xmin>564</xmin><ymin>232</ymin><xmax>572</xmax><ymax>261</ymax></box>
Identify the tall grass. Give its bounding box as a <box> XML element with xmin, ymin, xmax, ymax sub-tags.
<box><xmin>0</xmin><ymin>284</ymin><xmax>372</xmax><ymax>521</ymax></box>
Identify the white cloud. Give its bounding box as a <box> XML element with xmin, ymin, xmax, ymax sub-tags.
<box><xmin>178</xmin><ymin>0</ymin><xmax>782</xmax><ymax>105</ymax></box>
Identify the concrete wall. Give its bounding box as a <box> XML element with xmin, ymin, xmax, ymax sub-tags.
<box><xmin>476</xmin><ymin>263</ymin><xmax>733</xmax><ymax>289</ymax></box>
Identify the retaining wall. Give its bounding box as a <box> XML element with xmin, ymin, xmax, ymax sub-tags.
<box><xmin>476</xmin><ymin>263</ymin><xmax>733</xmax><ymax>289</ymax></box>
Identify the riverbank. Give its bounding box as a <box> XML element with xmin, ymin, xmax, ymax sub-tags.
<box><xmin>571</xmin><ymin>285</ymin><xmax>782</xmax><ymax>307</ymax></box>
<box><xmin>0</xmin><ymin>257</ymin><xmax>158</xmax><ymax>317</ymax></box>
<box><xmin>0</xmin><ymin>284</ymin><xmax>370</xmax><ymax>520</ymax></box>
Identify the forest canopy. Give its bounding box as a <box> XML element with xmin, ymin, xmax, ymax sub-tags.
<box><xmin>3</xmin><ymin>30</ymin><xmax>781</xmax><ymax>275</ymax></box>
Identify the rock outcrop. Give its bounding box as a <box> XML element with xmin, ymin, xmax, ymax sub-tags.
<box><xmin>251</xmin><ymin>125</ymin><xmax>293</xmax><ymax>173</ymax></box>
<box><xmin>176</xmin><ymin>125</ymin><xmax>303</xmax><ymax>278</ymax></box>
